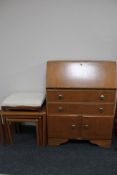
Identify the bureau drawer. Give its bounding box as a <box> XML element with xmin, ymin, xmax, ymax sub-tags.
<box><xmin>48</xmin><ymin>116</ymin><xmax>81</xmax><ymax>138</ymax></box>
<box><xmin>47</xmin><ymin>90</ymin><xmax>116</xmax><ymax>102</ymax></box>
<box><xmin>47</xmin><ymin>103</ymin><xmax>114</xmax><ymax>116</ymax></box>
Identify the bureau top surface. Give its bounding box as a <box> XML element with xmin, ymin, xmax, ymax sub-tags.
<box><xmin>46</xmin><ymin>61</ymin><xmax>116</xmax><ymax>89</ymax></box>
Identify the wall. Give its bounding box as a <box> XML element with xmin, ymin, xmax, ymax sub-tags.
<box><xmin>0</xmin><ymin>0</ymin><xmax>117</xmax><ymax>104</ymax></box>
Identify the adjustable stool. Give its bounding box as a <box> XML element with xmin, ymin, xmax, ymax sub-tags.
<box><xmin>1</xmin><ymin>92</ymin><xmax>46</xmax><ymax>146</ymax></box>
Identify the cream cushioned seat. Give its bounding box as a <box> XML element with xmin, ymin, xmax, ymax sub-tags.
<box><xmin>2</xmin><ymin>92</ymin><xmax>45</xmax><ymax>107</ymax></box>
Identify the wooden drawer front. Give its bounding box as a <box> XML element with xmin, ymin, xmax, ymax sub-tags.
<box><xmin>47</xmin><ymin>103</ymin><xmax>114</xmax><ymax>115</ymax></box>
<box><xmin>48</xmin><ymin>116</ymin><xmax>81</xmax><ymax>138</ymax></box>
<box><xmin>47</xmin><ymin>90</ymin><xmax>116</xmax><ymax>103</ymax></box>
<box><xmin>47</xmin><ymin>103</ymin><xmax>82</xmax><ymax>115</ymax></box>
<box><xmin>82</xmin><ymin>116</ymin><xmax>114</xmax><ymax>139</ymax></box>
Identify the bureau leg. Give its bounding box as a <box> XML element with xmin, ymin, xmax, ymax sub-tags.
<box><xmin>90</xmin><ymin>139</ymin><xmax>111</xmax><ymax>148</ymax></box>
<box><xmin>42</xmin><ymin>115</ymin><xmax>47</xmax><ymax>146</ymax></box>
<box><xmin>48</xmin><ymin>138</ymin><xmax>69</xmax><ymax>146</ymax></box>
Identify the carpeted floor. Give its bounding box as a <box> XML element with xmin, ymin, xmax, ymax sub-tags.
<box><xmin>0</xmin><ymin>127</ymin><xmax>117</xmax><ymax>175</ymax></box>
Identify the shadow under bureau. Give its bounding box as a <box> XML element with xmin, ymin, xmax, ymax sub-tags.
<box><xmin>46</xmin><ymin>61</ymin><xmax>116</xmax><ymax>148</ymax></box>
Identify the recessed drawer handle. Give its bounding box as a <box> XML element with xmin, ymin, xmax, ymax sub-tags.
<box><xmin>71</xmin><ymin>124</ymin><xmax>77</xmax><ymax>128</ymax></box>
<box><xmin>58</xmin><ymin>94</ymin><xmax>63</xmax><ymax>100</ymax></box>
<box><xmin>58</xmin><ymin>106</ymin><xmax>63</xmax><ymax>112</ymax></box>
<box><xmin>84</xmin><ymin>124</ymin><xmax>89</xmax><ymax>129</ymax></box>
<box><xmin>99</xmin><ymin>94</ymin><xmax>105</xmax><ymax>100</ymax></box>
<box><xmin>99</xmin><ymin>107</ymin><xmax>104</xmax><ymax>112</ymax></box>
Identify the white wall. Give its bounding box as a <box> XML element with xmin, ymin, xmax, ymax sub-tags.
<box><xmin>0</xmin><ymin>0</ymin><xmax>117</xmax><ymax>104</ymax></box>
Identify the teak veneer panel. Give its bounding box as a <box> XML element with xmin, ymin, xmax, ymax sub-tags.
<box><xmin>48</xmin><ymin>115</ymin><xmax>82</xmax><ymax>139</ymax></box>
<box><xmin>46</xmin><ymin>61</ymin><xmax>116</xmax><ymax>89</ymax></box>
<box><xmin>48</xmin><ymin>116</ymin><xmax>113</xmax><ymax>140</ymax></box>
<box><xmin>47</xmin><ymin>90</ymin><xmax>116</xmax><ymax>102</ymax></box>
<box><xmin>47</xmin><ymin>103</ymin><xmax>114</xmax><ymax>116</ymax></box>
<box><xmin>82</xmin><ymin>116</ymin><xmax>114</xmax><ymax>139</ymax></box>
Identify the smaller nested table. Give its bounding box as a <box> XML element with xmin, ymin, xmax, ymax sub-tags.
<box><xmin>1</xmin><ymin>92</ymin><xmax>46</xmax><ymax>146</ymax></box>
<box><xmin>2</xmin><ymin>109</ymin><xmax>46</xmax><ymax>146</ymax></box>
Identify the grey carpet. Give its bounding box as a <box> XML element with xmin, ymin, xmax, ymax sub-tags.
<box><xmin>0</xmin><ymin>128</ymin><xmax>117</xmax><ymax>175</ymax></box>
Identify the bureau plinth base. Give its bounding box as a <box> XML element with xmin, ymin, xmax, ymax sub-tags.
<box><xmin>48</xmin><ymin>138</ymin><xmax>68</xmax><ymax>146</ymax></box>
<box><xmin>48</xmin><ymin>138</ymin><xmax>111</xmax><ymax>148</ymax></box>
<box><xmin>90</xmin><ymin>139</ymin><xmax>111</xmax><ymax>148</ymax></box>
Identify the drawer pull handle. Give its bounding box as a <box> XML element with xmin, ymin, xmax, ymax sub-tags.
<box><xmin>71</xmin><ymin>124</ymin><xmax>77</xmax><ymax>128</ymax></box>
<box><xmin>58</xmin><ymin>106</ymin><xmax>63</xmax><ymax>112</ymax></box>
<box><xmin>99</xmin><ymin>94</ymin><xmax>105</xmax><ymax>100</ymax></box>
<box><xmin>99</xmin><ymin>107</ymin><xmax>104</xmax><ymax>112</ymax></box>
<box><xmin>84</xmin><ymin>124</ymin><xmax>89</xmax><ymax>129</ymax></box>
<box><xmin>58</xmin><ymin>94</ymin><xmax>63</xmax><ymax>100</ymax></box>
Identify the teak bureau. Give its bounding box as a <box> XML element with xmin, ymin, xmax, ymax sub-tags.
<box><xmin>46</xmin><ymin>61</ymin><xmax>116</xmax><ymax>148</ymax></box>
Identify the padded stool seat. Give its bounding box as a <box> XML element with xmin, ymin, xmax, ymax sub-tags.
<box><xmin>2</xmin><ymin>92</ymin><xmax>45</xmax><ymax>111</ymax></box>
<box><xmin>1</xmin><ymin>92</ymin><xmax>46</xmax><ymax>146</ymax></box>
